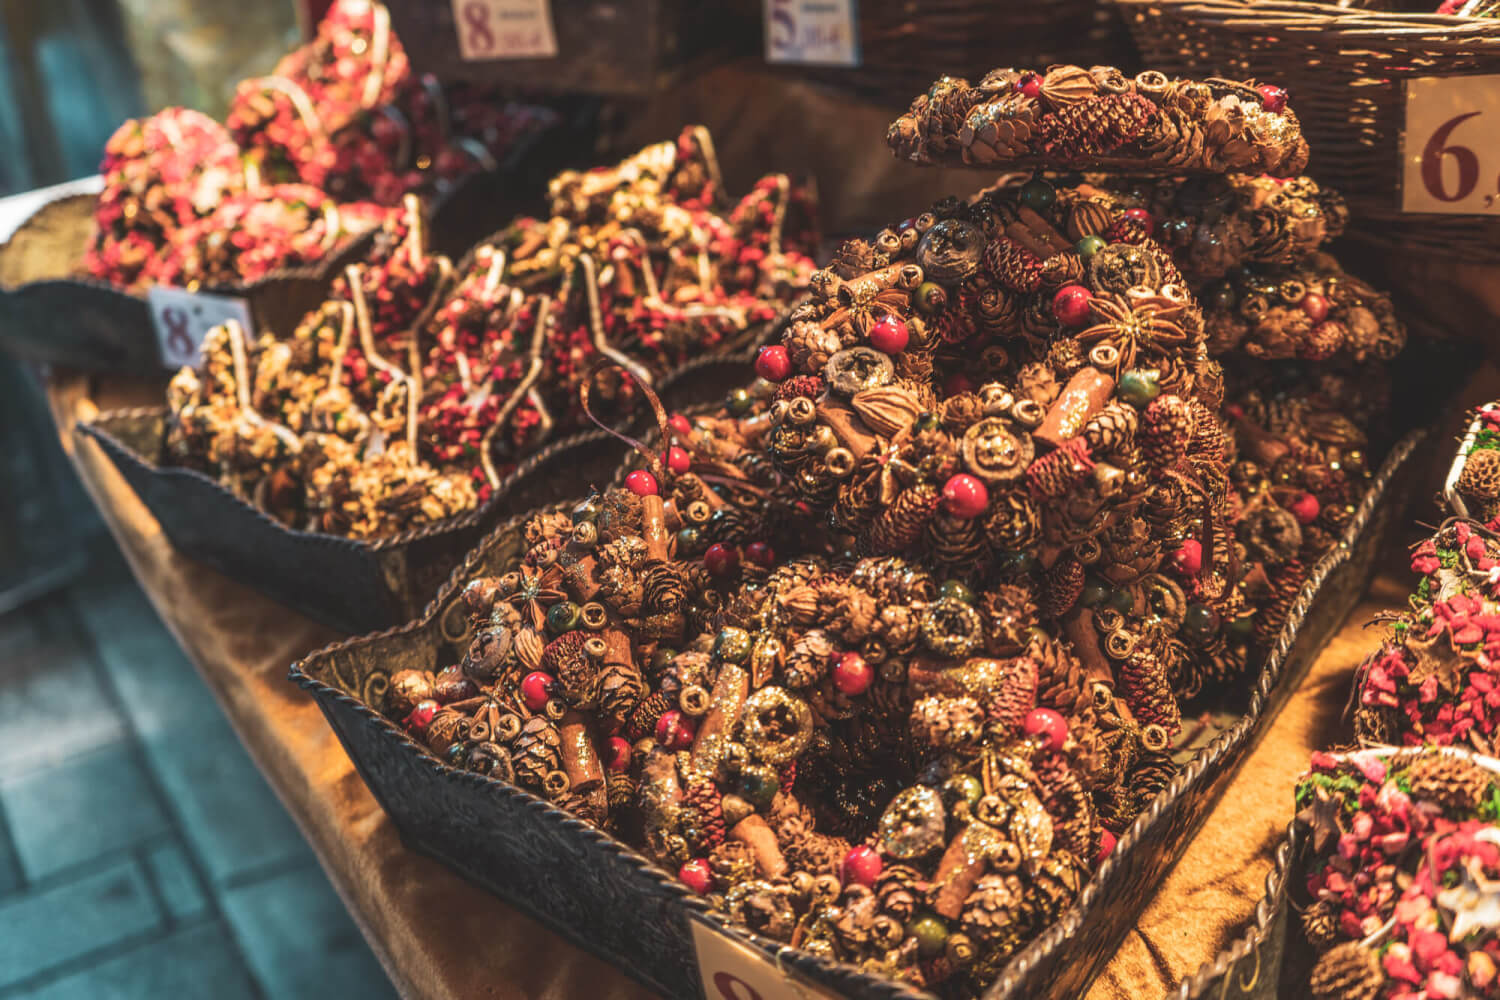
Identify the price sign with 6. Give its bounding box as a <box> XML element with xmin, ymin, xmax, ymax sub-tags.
<box><xmin>1403</xmin><ymin>74</ymin><xmax>1500</xmax><ymax>215</ymax></box>
<box><xmin>690</xmin><ymin>917</ymin><xmax>844</xmax><ymax>1000</ymax></box>
<box><xmin>452</xmin><ymin>0</ymin><xmax>557</xmax><ymax>60</ymax></box>
<box><xmin>147</xmin><ymin>286</ymin><xmax>254</xmax><ymax>370</ymax></box>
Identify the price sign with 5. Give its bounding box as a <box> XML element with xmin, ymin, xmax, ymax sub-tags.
<box><xmin>148</xmin><ymin>286</ymin><xmax>254</xmax><ymax>370</ymax></box>
<box><xmin>1403</xmin><ymin>73</ymin><xmax>1500</xmax><ymax>215</ymax></box>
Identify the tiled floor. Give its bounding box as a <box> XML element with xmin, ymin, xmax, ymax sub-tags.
<box><xmin>0</xmin><ymin>545</ymin><xmax>396</xmax><ymax>999</ymax></box>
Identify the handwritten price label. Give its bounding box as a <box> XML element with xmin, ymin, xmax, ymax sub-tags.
<box><xmin>452</xmin><ymin>0</ymin><xmax>558</xmax><ymax>60</ymax></box>
<box><xmin>147</xmin><ymin>286</ymin><xmax>253</xmax><ymax>370</ymax></box>
<box><xmin>690</xmin><ymin>917</ymin><xmax>844</xmax><ymax>1000</ymax></box>
<box><xmin>764</xmin><ymin>0</ymin><xmax>859</xmax><ymax>67</ymax></box>
<box><xmin>1403</xmin><ymin>74</ymin><xmax>1500</xmax><ymax>215</ymax></box>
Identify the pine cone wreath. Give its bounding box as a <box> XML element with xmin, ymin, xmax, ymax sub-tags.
<box><xmin>1309</xmin><ymin>941</ymin><xmax>1383</xmax><ymax>1000</ymax></box>
<box><xmin>1403</xmin><ymin>754</ymin><xmax>1496</xmax><ymax>814</ymax></box>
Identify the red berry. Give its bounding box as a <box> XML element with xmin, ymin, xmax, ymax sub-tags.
<box><xmin>1256</xmin><ymin>84</ymin><xmax>1288</xmax><ymax>113</ymax></box>
<box><xmin>1023</xmin><ymin>707</ymin><xmax>1068</xmax><ymax>751</ymax></box>
<box><xmin>624</xmin><ymin>469</ymin><xmax>658</xmax><ymax>496</ymax></box>
<box><xmin>868</xmin><ymin>315</ymin><xmax>910</xmax><ymax>354</ymax></box>
<box><xmin>679</xmin><ymin>859</ymin><xmax>713</xmax><ymax>894</ymax></box>
<box><xmin>704</xmin><ymin>543</ymin><xmax>740</xmax><ymax>577</ymax></box>
<box><xmin>606</xmin><ymin>736</ymin><xmax>633</xmax><ymax>773</ymax></box>
<box><xmin>656</xmin><ymin>709</ymin><xmax>696</xmax><ymax>751</ymax></box>
<box><xmin>404</xmin><ymin>699</ymin><xmax>439</xmax><ymax>735</ymax></box>
<box><xmin>841</xmin><ymin>846</ymin><xmax>883</xmax><ymax>887</ymax></box>
<box><xmin>1300</xmin><ymin>292</ymin><xmax>1329</xmax><ymax>323</ymax></box>
<box><xmin>941</xmin><ymin>474</ymin><xmax>990</xmax><ymax>519</ymax></box>
<box><xmin>1123</xmin><ymin>207</ymin><xmax>1155</xmax><ymax>236</ymax></box>
<box><xmin>833</xmin><ymin>652</ymin><xmax>874</xmax><ymax>696</ymax></box>
<box><xmin>665</xmin><ymin>446</ymin><xmax>691</xmax><ymax>475</ymax></box>
<box><xmin>1051</xmin><ymin>285</ymin><xmax>1092</xmax><ymax>327</ymax></box>
<box><xmin>1289</xmin><ymin>492</ymin><xmax>1321</xmax><ymax>525</ymax></box>
<box><xmin>1017</xmin><ymin>73</ymin><xmax>1041</xmax><ymax>99</ymax></box>
<box><xmin>1170</xmin><ymin>539</ymin><xmax>1203</xmax><ymax>577</ymax></box>
<box><xmin>669</xmin><ymin>413</ymin><xmax>692</xmax><ymax>436</ymax></box>
<box><xmin>521</xmin><ymin>672</ymin><xmax>554</xmax><ymax>711</ymax></box>
<box><xmin>745</xmin><ymin>541</ymin><xmax>775</xmax><ymax>567</ymax></box>
<box><xmin>755</xmin><ymin>344</ymin><xmax>792</xmax><ymax>383</ymax></box>
<box><xmin>1097</xmin><ymin>829</ymin><xmax>1117</xmax><ymax>864</ymax></box>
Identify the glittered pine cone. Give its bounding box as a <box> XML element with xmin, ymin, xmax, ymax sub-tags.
<box><xmin>980</xmin><ymin>583</ymin><xmax>1038</xmax><ymax>655</ymax></box>
<box><xmin>542</xmin><ymin>630</ymin><xmax>597</xmax><ymax>707</ymax></box>
<box><xmin>625</xmin><ymin>690</ymin><xmax>672</xmax><ymax>741</ymax></box>
<box><xmin>1309</xmin><ymin>942</ymin><xmax>1382</xmax><ymax>1000</ymax></box>
<box><xmin>511</xmin><ymin>716</ymin><xmax>564</xmax><ymax>791</ymax></box>
<box><xmin>911</xmin><ymin>695</ymin><xmax>986</xmax><ymax>750</ymax></box>
<box><xmin>983</xmin><ymin>237</ymin><xmax>1044</xmax><ymax>294</ymax></box>
<box><xmin>1459</xmin><ymin>446</ymin><xmax>1500</xmax><ymax>501</ymax></box>
<box><xmin>1403</xmin><ymin>753</ymin><xmax>1496</xmax><ymax>814</ymax></box>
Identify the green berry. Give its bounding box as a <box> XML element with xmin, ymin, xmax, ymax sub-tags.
<box><xmin>1117</xmin><ymin>369</ymin><xmax>1161</xmax><ymax>406</ymax></box>
<box><xmin>941</xmin><ymin>774</ymin><xmax>984</xmax><ymax>810</ymax></box>
<box><xmin>938</xmin><ymin>580</ymin><xmax>975</xmax><ymax>605</ymax></box>
<box><xmin>915</xmin><ymin>281</ymin><xmax>948</xmax><ymax>314</ymax></box>
<box><xmin>727</xmin><ymin>388</ymin><xmax>753</xmax><ymax>415</ymax></box>
<box><xmin>914</xmin><ymin>411</ymin><xmax>941</xmax><ymax>432</ymax></box>
<box><xmin>546</xmin><ymin>601</ymin><xmax>582</xmax><ymax>633</ymax></box>
<box><xmin>1080</xmin><ymin>577</ymin><xmax>1110</xmax><ymax>607</ymax></box>
<box><xmin>1183</xmin><ymin>603</ymin><xmax>1222</xmax><ymax>641</ymax></box>
<box><xmin>677</xmin><ymin>526</ymin><xmax>703</xmax><ymax>553</ymax></box>
<box><xmin>908</xmin><ymin>913</ymin><xmax>950</xmax><ymax>958</ymax></box>
<box><xmin>1075</xmin><ymin>235</ymin><xmax>1106</xmax><ymax>259</ymax></box>
<box><xmin>715</xmin><ymin>627</ymin><xmax>753</xmax><ymax>664</ymax></box>
<box><xmin>1018</xmin><ymin>178</ymin><xmax>1057</xmax><ymax>213</ymax></box>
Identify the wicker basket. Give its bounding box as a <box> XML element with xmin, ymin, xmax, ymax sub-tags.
<box><xmin>766</xmin><ymin>0</ymin><xmax>1136</xmax><ymax>108</ymax></box>
<box><xmin>1115</xmin><ymin>0</ymin><xmax>1500</xmax><ymax>267</ymax></box>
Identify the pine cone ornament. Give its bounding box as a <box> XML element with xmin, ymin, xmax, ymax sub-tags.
<box><xmin>1041</xmin><ymin>557</ymin><xmax>1085</xmax><ymax>618</ymax></box>
<box><xmin>1309</xmin><ymin>942</ymin><xmax>1383</xmax><ymax>1000</ymax></box>
<box><xmin>867</xmin><ymin>482</ymin><xmax>941</xmax><ymax>554</ymax></box>
<box><xmin>1035</xmin><ymin>753</ymin><xmax>1094</xmax><ymax>859</ymax></box>
<box><xmin>1141</xmin><ymin>395</ymin><xmax>1194</xmax><ymax>471</ymax></box>
<box><xmin>785</xmin><ymin>320</ymin><xmax>843</xmax><ymax>371</ymax></box>
<box><xmin>543</xmin><ymin>631</ymin><xmax>597</xmax><ymax>706</ymax></box>
<box><xmin>512</xmin><ymin>716</ymin><xmax>564</xmax><ymax>792</ymax></box>
<box><xmin>1029</xmin><ymin>633</ymin><xmax>1088</xmax><ymax>717</ymax></box>
<box><xmin>1037</xmin><ymin>93</ymin><xmax>1158</xmax><ymax>163</ymax></box>
<box><xmin>625</xmin><ymin>690</ymin><xmax>672</xmax><ymax>741</ymax></box>
<box><xmin>985</xmin><ymin>492</ymin><xmax>1042</xmax><ymax>550</ymax></box>
<box><xmin>1120</xmin><ymin>649</ymin><xmax>1181</xmax><ymax>734</ymax></box>
<box><xmin>980</xmin><ymin>583</ymin><xmax>1039</xmax><ymax>655</ymax></box>
<box><xmin>1185</xmin><ymin>399</ymin><xmax>1230</xmax><ymax>463</ymax></box>
<box><xmin>681</xmin><ymin>779</ymin><xmax>728</xmax><ymax>850</ymax></box>
<box><xmin>1301</xmin><ymin>900</ymin><xmax>1340</xmax><ymax>950</ymax></box>
<box><xmin>988</xmin><ymin>656</ymin><xmax>1039</xmax><ymax>731</ymax></box>
<box><xmin>1459</xmin><ymin>447</ymin><xmax>1500</xmax><ymax>501</ymax></box>
<box><xmin>1083</xmin><ymin>404</ymin><xmax>1139</xmax><ymax>456</ymax></box>
<box><xmin>1129</xmin><ymin>747</ymin><xmax>1176</xmax><ymax>807</ymax></box>
<box><xmin>708</xmin><ymin>840</ymin><xmax>758</xmax><ymax>888</ymax></box>
<box><xmin>1026</xmin><ymin>438</ymin><xmax>1095</xmax><ymax>500</ymax></box>
<box><xmin>924</xmin><ymin>513</ymin><xmax>988</xmax><ymax>577</ymax></box>
<box><xmin>1403</xmin><ymin>754</ymin><xmax>1495</xmax><ymax>814</ymax></box>
<box><xmin>983</xmin><ymin>238</ymin><xmax>1044</xmax><ymax>293</ymax></box>
<box><xmin>1018</xmin><ymin>852</ymin><xmax>1084</xmax><ymax>933</ymax></box>
<box><xmin>960</xmin><ymin>873</ymin><xmax>1027</xmax><ymax>954</ymax></box>
<box><xmin>1256</xmin><ymin>559</ymin><xmax>1307</xmax><ymax>645</ymax></box>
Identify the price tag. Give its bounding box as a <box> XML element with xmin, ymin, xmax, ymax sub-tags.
<box><xmin>147</xmin><ymin>286</ymin><xmax>254</xmax><ymax>370</ymax></box>
<box><xmin>452</xmin><ymin>0</ymin><xmax>558</xmax><ymax>61</ymax></box>
<box><xmin>764</xmin><ymin>0</ymin><xmax>859</xmax><ymax>67</ymax></box>
<box><xmin>690</xmin><ymin>917</ymin><xmax>844</xmax><ymax>1000</ymax></box>
<box><xmin>1403</xmin><ymin>74</ymin><xmax>1500</xmax><ymax>215</ymax></box>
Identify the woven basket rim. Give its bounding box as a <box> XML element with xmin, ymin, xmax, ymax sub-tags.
<box><xmin>1113</xmin><ymin>0</ymin><xmax>1500</xmax><ymax>42</ymax></box>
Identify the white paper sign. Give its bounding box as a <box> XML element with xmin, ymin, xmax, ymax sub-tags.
<box><xmin>148</xmin><ymin>286</ymin><xmax>254</xmax><ymax>370</ymax></box>
<box><xmin>764</xmin><ymin>0</ymin><xmax>859</xmax><ymax>67</ymax></box>
<box><xmin>690</xmin><ymin>917</ymin><xmax>844</xmax><ymax>1000</ymax></box>
<box><xmin>452</xmin><ymin>0</ymin><xmax>558</xmax><ymax>60</ymax></box>
<box><xmin>1403</xmin><ymin>74</ymin><xmax>1500</xmax><ymax>215</ymax></box>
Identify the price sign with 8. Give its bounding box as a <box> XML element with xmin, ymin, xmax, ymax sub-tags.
<box><xmin>690</xmin><ymin>916</ymin><xmax>844</xmax><ymax>1000</ymax></box>
<box><xmin>1403</xmin><ymin>74</ymin><xmax>1500</xmax><ymax>215</ymax></box>
<box><xmin>147</xmin><ymin>286</ymin><xmax>254</xmax><ymax>370</ymax></box>
<box><xmin>451</xmin><ymin>0</ymin><xmax>558</xmax><ymax>60</ymax></box>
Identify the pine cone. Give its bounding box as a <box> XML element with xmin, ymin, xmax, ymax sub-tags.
<box><xmin>681</xmin><ymin>779</ymin><xmax>727</xmax><ymax>851</ymax></box>
<box><xmin>985</xmin><ymin>492</ymin><xmax>1041</xmax><ymax>550</ymax></box>
<box><xmin>1018</xmin><ymin>852</ymin><xmax>1084</xmax><ymax>933</ymax></box>
<box><xmin>596</xmin><ymin>663</ymin><xmax>646</xmax><ymax>728</ymax></box>
<box><xmin>1141</xmin><ymin>395</ymin><xmax>1193</xmax><ymax>471</ymax></box>
<box><xmin>983</xmin><ymin>237</ymin><xmax>1043</xmax><ymax>293</ymax></box>
<box><xmin>1120</xmin><ymin>649</ymin><xmax>1181</xmax><ymax>734</ymax></box>
<box><xmin>1026</xmin><ymin>437</ymin><xmax>1095</xmax><ymax>500</ymax></box>
<box><xmin>625</xmin><ymin>690</ymin><xmax>672</xmax><ymax>741</ymax></box>
<box><xmin>784</xmin><ymin>320</ymin><xmax>842</xmax><ymax>371</ymax></box>
<box><xmin>924</xmin><ymin>513</ymin><xmax>988</xmax><ymax>577</ymax></box>
<box><xmin>1309</xmin><ymin>942</ymin><xmax>1382</xmax><ymax>1000</ymax></box>
<box><xmin>1066</xmin><ymin>200</ymin><xmax>1114</xmax><ymax>241</ymax></box>
<box><xmin>874</xmin><ymin>864</ymin><xmax>927</xmax><ymax>923</ymax></box>
<box><xmin>708</xmin><ymin>840</ymin><xmax>758</xmax><ymax>888</ymax></box>
<box><xmin>867</xmin><ymin>482</ymin><xmax>941</xmax><ymax>554</ymax></box>
<box><xmin>1029</xmin><ymin>633</ymin><xmax>1088</xmax><ymax>717</ymax></box>
<box><xmin>1083</xmin><ymin>403</ymin><xmax>1138</xmax><ymax>456</ymax></box>
<box><xmin>988</xmin><ymin>656</ymin><xmax>1038</xmax><ymax>731</ymax></box>
<box><xmin>1104</xmin><ymin>215</ymin><xmax>1150</xmax><ymax>245</ymax></box>
<box><xmin>785</xmin><ymin>629</ymin><xmax>835</xmax><ymax>688</ymax></box>
<box><xmin>829</xmin><ymin>238</ymin><xmax>885</xmax><ymax>278</ymax></box>
<box><xmin>1404</xmin><ymin>753</ymin><xmax>1495</xmax><ymax>814</ymax></box>
<box><xmin>1256</xmin><ymin>559</ymin><xmax>1307</xmax><ymax>644</ymax></box>
<box><xmin>542</xmin><ymin>631</ymin><xmax>597</xmax><ymax>707</ymax></box>
<box><xmin>960</xmin><ymin>873</ymin><xmax>1027</xmax><ymax>954</ymax></box>
<box><xmin>980</xmin><ymin>583</ymin><xmax>1039</xmax><ymax>655</ymax></box>
<box><xmin>1136</xmin><ymin>108</ymin><xmax>1204</xmax><ymax>170</ymax></box>
<box><xmin>911</xmin><ymin>695</ymin><xmax>986</xmax><ymax>750</ymax></box>
<box><xmin>972</xmin><ymin>284</ymin><xmax>1019</xmax><ymax>334</ymax></box>
<box><xmin>1459</xmin><ymin>446</ymin><xmax>1500</xmax><ymax>501</ymax></box>
<box><xmin>773</xmin><ymin>374</ymin><xmax>827</xmax><ymax>403</ymax></box>
<box><xmin>1301</xmin><ymin>900</ymin><xmax>1340</xmax><ymax>950</ymax></box>
<box><xmin>1300</xmin><ymin>319</ymin><xmax>1346</xmax><ymax>362</ymax></box>
<box><xmin>960</xmin><ymin>95</ymin><xmax>1037</xmax><ymax>162</ymax></box>
<box><xmin>1186</xmin><ymin>399</ymin><xmax>1230</xmax><ymax>462</ymax></box>
<box><xmin>1035</xmin><ymin>753</ymin><xmax>1094</xmax><ymax>859</ymax></box>
<box><xmin>1129</xmin><ymin>747</ymin><xmax>1176</xmax><ymax>807</ymax></box>
<box><xmin>512</xmin><ymin>716</ymin><xmax>564</xmax><ymax>791</ymax></box>
<box><xmin>1037</xmin><ymin>93</ymin><xmax>1159</xmax><ymax>164</ymax></box>
<box><xmin>1041</xmin><ymin>557</ymin><xmax>1085</xmax><ymax>618</ymax></box>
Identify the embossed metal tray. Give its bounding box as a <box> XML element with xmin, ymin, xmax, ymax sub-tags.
<box><xmin>78</xmin><ymin>350</ymin><xmax>763</xmax><ymax>634</ymax></box>
<box><xmin>290</xmin><ymin>413</ymin><xmax>1429</xmax><ymax>999</ymax></box>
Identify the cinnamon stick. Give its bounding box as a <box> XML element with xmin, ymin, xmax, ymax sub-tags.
<box><xmin>730</xmin><ymin>814</ymin><xmax>788</xmax><ymax>878</ymax></box>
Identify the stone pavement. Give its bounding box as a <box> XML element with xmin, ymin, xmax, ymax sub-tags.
<box><xmin>0</xmin><ymin>544</ymin><xmax>397</xmax><ymax>999</ymax></box>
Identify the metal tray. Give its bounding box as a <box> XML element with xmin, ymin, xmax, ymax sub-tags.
<box><xmin>78</xmin><ymin>350</ymin><xmax>764</xmax><ymax>634</ymax></box>
<box><xmin>289</xmin><ymin>418</ymin><xmax>1428</xmax><ymax>1000</ymax></box>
